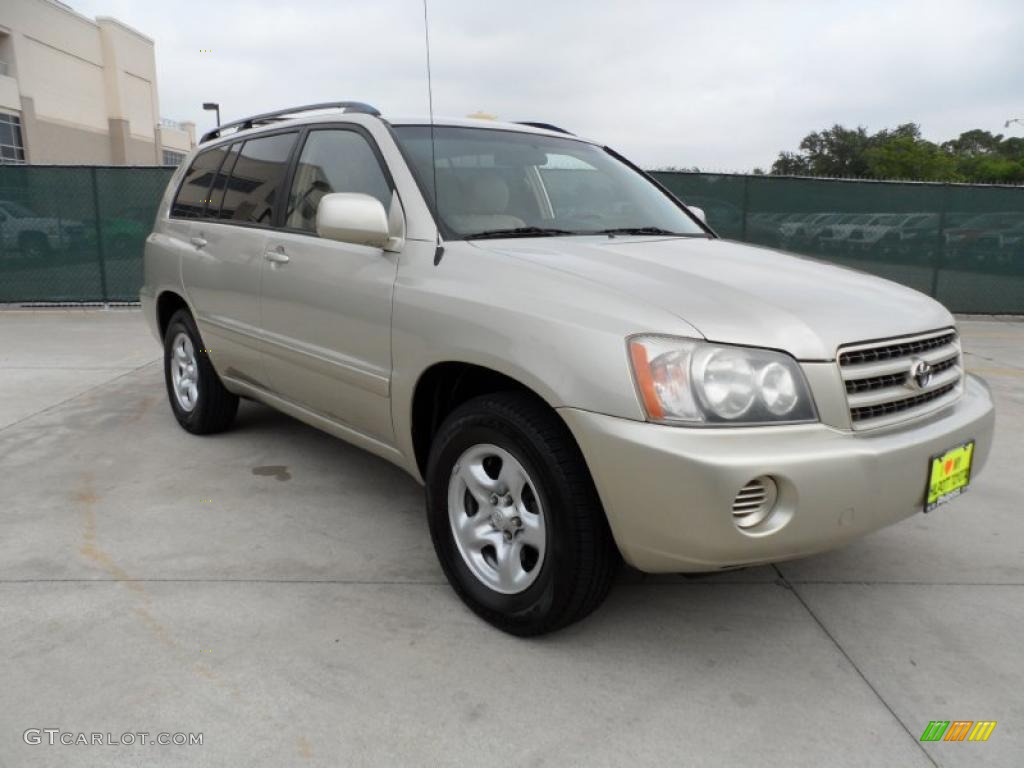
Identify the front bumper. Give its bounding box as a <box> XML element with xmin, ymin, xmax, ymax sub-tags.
<box><xmin>560</xmin><ymin>374</ymin><xmax>995</xmax><ymax>573</ymax></box>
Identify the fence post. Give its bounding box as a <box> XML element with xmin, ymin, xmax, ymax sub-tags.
<box><xmin>90</xmin><ymin>166</ymin><xmax>109</xmax><ymax>303</ymax></box>
<box><xmin>740</xmin><ymin>174</ymin><xmax>750</xmax><ymax>241</ymax></box>
<box><xmin>929</xmin><ymin>183</ymin><xmax>950</xmax><ymax>299</ymax></box>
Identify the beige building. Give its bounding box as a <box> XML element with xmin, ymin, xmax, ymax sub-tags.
<box><xmin>0</xmin><ymin>0</ymin><xmax>194</xmax><ymax>166</ymax></box>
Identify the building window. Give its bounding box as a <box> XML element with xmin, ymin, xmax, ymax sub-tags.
<box><xmin>163</xmin><ymin>149</ymin><xmax>186</xmax><ymax>167</ymax></box>
<box><xmin>0</xmin><ymin>112</ymin><xmax>26</xmax><ymax>165</ymax></box>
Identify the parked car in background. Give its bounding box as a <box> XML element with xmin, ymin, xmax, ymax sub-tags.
<box><xmin>0</xmin><ymin>200</ymin><xmax>87</xmax><ymax>259</ymax></box>
<box><xmin>945</xmin><ymin>212</ymin><xmax>1024</xmax><ymax>260</ymax></box>
<box><xmin>142</xmin><ymin>103</ymin><xmax>995</xmax><ymax>635</ymax></box>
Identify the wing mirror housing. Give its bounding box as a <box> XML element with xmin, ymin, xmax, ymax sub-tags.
<box><xmin>688</xmin><ymin>205</ymin><xmax>707</xmax><ymax>224</ymax></box>
<box><xmin>316</xmin><ymin>193</ymin><xmax>391</xmax><ymax>248</ymax></box>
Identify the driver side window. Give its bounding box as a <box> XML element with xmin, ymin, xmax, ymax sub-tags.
<box><xmin>286</xmin><ymin>130</ymin><xmax>391</xmax><ymax>233</ymax></box>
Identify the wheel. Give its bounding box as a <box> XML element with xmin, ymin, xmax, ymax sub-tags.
<box><xmin>162</xmin><ymin>309</ymin><xmax>238</xmax><ymax>434</ymax></box>
<box><xmin>19</xmin><ymin>232</ymin><xmax>50</xmax><ymax>260</ymax></box>
<box><xmin>426</xmin><ymin>392</ymin><xmax>618</xmax><ymax>635</ymax></box>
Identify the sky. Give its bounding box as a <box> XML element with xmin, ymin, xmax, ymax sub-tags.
<box><xmin>71</xmin><ymin>0</ymin><xmax>1024</xmax><ymax>171</ymax></box>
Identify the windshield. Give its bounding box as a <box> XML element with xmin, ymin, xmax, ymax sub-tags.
<box><xmin>392</xmin><ymin>126</ymin><xmax>707</xmax><ymax>240</ymax></box>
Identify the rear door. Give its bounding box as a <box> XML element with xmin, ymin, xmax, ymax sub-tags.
<box><xmin>260</xmin><ymin>126</ymin><xmax>399</xmax><ymax>443</ymax></box>
<box><xmin>180</xmin><ymin>131</ymin><xmax>297</xmax><ymax>387</ymax></box>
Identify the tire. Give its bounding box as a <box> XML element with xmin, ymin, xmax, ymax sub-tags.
<box><xmin>163</xmin><ymin>309</ymin><xmax>238</xmax><ymax>434</ymax></box>
<box><xmin>426</xmin><ymin>392</ymin><xmax>618</xmax><ymax>636</ymax></box>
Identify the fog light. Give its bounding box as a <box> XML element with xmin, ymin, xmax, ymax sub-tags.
<box><xmin>732</xmin><ymin>476</ymin><xmax>779</xmax><ymax>531</ymax></box>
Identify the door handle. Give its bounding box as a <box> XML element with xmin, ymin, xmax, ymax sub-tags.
<box><xmin>265</xmin><ymin>247</ymin><xmax>290</xmax><ymax>265</ymax></box>
<box><xmin>190</xmin><ymin>236</ymin><xmax>208</xmax><ymax>249</ymax></box>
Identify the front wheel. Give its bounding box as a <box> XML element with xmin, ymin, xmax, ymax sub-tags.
<box><xmin>426</xmin><ymin>393</ymin><xmax>618</xmax><ymax>635</ymax></box>
<box><xmin>163</xmin><ymin>309</ymin><xmax>238</xmax><ymax>434</ymax></box>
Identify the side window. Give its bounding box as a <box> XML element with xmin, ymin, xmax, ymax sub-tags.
<box><xmin>286</xmin><ymin>130</ymin><xmax>392</xmax><ymax>233</ymax></box>
<box><xmin>221</xmin><ymin>133</ymin><xmax>298</xmax><ymax>225</ymax></box>
<box><xmin>207</xmin><ymin>142</ymin><xmax>241</xmax><ymax>218</ymax></box>
<box><xmin>171</xmin><ymin>146</ymin><xmax>229</xmax><ymax>219</ymax></box>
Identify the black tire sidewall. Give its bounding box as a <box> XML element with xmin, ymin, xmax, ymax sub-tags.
<box><xmin>162</xmin><ymin>311</ymin><xmax>215</xmax><ymax>431</ymax></box>
<box><xmin>426</xmin><ymin>405</ymin><xmax>580</xmax><ymax>627</ymax></box>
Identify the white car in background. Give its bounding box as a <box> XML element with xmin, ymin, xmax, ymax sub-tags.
<box><xmin>0</xmin><ymin>200</ymin><xmax>86</xmax><ymax>258</ymax></box>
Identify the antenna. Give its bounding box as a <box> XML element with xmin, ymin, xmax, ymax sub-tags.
<box><xmin>423</xmin><ymin>0</ymin><xmax>444</xmax><ymax>265</ymax></box>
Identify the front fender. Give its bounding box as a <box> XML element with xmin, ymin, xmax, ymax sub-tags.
<box><xmin>389</xmin><ymin>240</ymin><xmax>698</xmax><ymax>478</ymax></box>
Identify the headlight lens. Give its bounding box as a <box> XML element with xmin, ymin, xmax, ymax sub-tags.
<box><xmin>694</xmin><ymin>347</ymin><xmax>756</xmax><ymax>419</ymax></box>
<box><xmin>629</xmin><ymin>336</ymin><xmax>817</xmax><ymax>425</ymax></box>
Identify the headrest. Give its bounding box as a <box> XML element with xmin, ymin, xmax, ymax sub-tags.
<box><xmin>467</xmin><ymin>174</ymin><xmax>510</xmax><ymax>214</ymax></box>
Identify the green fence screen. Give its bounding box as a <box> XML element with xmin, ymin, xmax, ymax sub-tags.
<box><xmin>0</xmin><ymin>166</ymin><xmax>173</xmax><ymax>303</ymax></box>
<box><xmin>1</xmin><ymin>166</ymin><xmax>1022</xmax><ymax>312</ymax></box>
<box><xmin>652</xmin><ymin>172</ymin><xmax>1024</xmax><ymax>314</ymax></box>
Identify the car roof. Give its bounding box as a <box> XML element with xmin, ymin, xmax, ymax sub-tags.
<box><xmin>387</xmin><ymin>115</ymin><xmax>586</xmax><ymax>137</ymax></box>
<box><xmin>197</xmin><ymin>112</ymin><xmax>596</xmax><ymax>153</ymax></box>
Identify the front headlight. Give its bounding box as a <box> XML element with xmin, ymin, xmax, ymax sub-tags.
<box><xmin>628</xmin><ymin>336</ymin><xmax>817</xmax><ymax>425</ymax></box>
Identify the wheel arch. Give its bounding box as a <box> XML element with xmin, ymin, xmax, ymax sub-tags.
<box><xmin>408</xmin><ymin>360</ymin><xmax>565</xmax><ymax>480</ymax></box>
<box><xmin>155</xmin><ymin>290</ymin><xmax>191</xmax><ymax>340</ymax></box>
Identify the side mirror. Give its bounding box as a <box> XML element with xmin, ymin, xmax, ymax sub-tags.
<box><xmin>688</xmin><ymin>205</ymin><xmax>707</xmax><ymax>224</ymax></box>
<box><xmin>316</xmin><ymin>193</ymin><xmax>390</xmax><ymax>248</ymax></box>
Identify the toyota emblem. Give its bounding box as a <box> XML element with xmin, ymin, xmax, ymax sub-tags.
<box><xmin>910</xmin><ymin>359</ymin><xmax>933</xmax><ymax>389</ymax></box>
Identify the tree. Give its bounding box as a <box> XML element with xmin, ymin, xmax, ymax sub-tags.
<box><xmin>941</xmin><ymin>129</ymin><xmax>1004</xmax><ymax>157</ymax></box>
<box><xmin>770</xmin><ymin>123</ymin><xmax>1024</xmax><ymax>183</ymax></box>
<box><xmin>864</xmin><ymin>136</ymin><xmax>958</xmax><ymax>181</ymax></box>
<box><xmin>770</xmin><ymin>151</ymin><xmax>810</xmax><ymax>176</ymax></box>
<box><xmin>771</xmin><ymin>125</ymin><xmax>874</xmax><ymax>177</ymax></box>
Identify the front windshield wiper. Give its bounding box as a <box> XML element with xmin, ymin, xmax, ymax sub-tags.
<box><xmin>590</xmin><ymin>226</ymin><xmax>706</xmax><ymax>237</ymax></box>
<box><xmin>463</xmin><ymin>226</ymin><xmax>580</xmax><ymax>240</ymax></box>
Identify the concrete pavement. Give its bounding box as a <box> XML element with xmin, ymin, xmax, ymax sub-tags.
<box><xmin>0</xmin><ymin>309</ymin><xmax>1021</xmax><ymax>767</ymax></box>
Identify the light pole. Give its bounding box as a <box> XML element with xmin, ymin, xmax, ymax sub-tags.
<box><xmin>203</xmin><ymin>102</ymin><xmax>221</xmax><ymax>127</ymax></box>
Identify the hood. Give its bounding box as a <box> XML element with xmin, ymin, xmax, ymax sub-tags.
<box><xmin>473</xmin><ymin>236</ymin><xmax>953</xmax><ymax>360</ymax></box>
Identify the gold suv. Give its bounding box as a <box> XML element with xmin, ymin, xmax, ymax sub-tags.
<box><xmin>142</xmin><ymin>103</ymin><xmax>995</xmax><ymax>635</ymax></box>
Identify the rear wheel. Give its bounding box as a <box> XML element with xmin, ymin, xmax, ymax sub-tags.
<box><xmin>162</xmin><ymin>309</ymin><xmax>238</xmax><ymax>434</ymax></box>
<box><xmin>426</xmin><ymin>392</ymin><xmax>618</xmax><ymax>635</ymax></box>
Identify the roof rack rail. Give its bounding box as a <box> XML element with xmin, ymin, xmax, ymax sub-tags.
<box><xmin>515</xmin><ymin>121</ymin><xmax>574</xmax><ymax>136</ymax></box>
<box><xmin>200</xmin><ymin>101</ymin><xmax>382</xmax><ymax>143</ymax></box>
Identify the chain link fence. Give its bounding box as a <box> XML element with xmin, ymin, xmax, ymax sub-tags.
<box><xmin>652</xmin><ymin>172</ymin><xmax>1024</xmax><ymax>314</ymax></box>
<box><xmin>1</xmin><ymin>166</ymin><xmax>1021</xmax><ymax>312</ymax></box>
<box><xmin>0</xmin><ymin>166</ymin><xmax>173</xmax><ymax>303</ymax></box>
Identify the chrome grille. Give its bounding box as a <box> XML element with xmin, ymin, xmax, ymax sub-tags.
<box><xmin>838</xmin><ymin>331</ymin><xmax>957</xmax><ymax>366</ymax></box>
<box><xmin>838</xmin><ymin>329</ymin><xmax>963</xmax><ymax>430</ymax></box>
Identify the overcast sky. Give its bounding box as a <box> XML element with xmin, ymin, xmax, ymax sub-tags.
<box><xmin>72</xmin><ymin>0</ymin><xmax>1024</xmax><ymax>170</ymax></box>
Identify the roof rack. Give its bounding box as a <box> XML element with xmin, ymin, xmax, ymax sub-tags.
<box><xmin>515</xmin><ymin>121</ymin><xmax>574</xmax><ymax>136</ymax></box>
<box><xmin>200</xmin><ymin>101</ymin><xmax>382</xmax><ymax>143</ymax></box>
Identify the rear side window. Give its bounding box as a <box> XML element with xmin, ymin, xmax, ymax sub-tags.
<box><xmin>285</xmin><ymin>130</ymin><xmax>391</xmax><ymax>232</ymax></box>
<box><xmin>207</xmin><ymin>143</ymin><xmax>241</xmax><ymax>218</ymax></box>
<box><xmin>220</xmin><ymin>132</ymin><xmax>298</xmax><ymax>225</ymax></box>
<box><xmin>171</xmin><ymin>146</ymin><xmax>229</xmax><ymax>218</ymax></box>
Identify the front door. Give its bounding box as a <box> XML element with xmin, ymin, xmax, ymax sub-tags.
<box><xmin>260</xmin><ymin>127</ymin><xmax>399</xmax><ymax>443</ymax></box>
